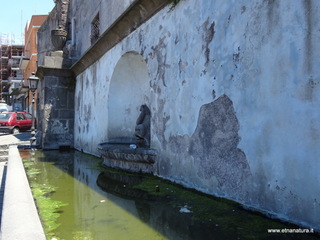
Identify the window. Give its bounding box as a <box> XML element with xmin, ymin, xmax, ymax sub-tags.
<box><xmin>16</xmin><ymin>113</ymin><xmax>26</xmax><ymax>120</ymax></box>
<box><xmin>0</xmin><ymin>113</ymin><xmax>11</xmax><ymax>120</ymax></box>
<box><xmin>25</xmin><ymin>113</ymin><xmax>33</xmax><ymax>120</ymax></box>
<box><xmin>71</xmin><ymin>17</ymin><xmax>76</xmax><ymax>45</ymax></box>
<box><xmin>91</xmin><ymin>14</ymin><xmax>100</xmax><ymax>44</ymax></box>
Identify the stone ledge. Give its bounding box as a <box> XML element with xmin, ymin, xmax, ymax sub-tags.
<box><xmin>101</xmin><ymin>151</ymin><xmax>156</xmax><ymax>164</ymax></box>
<box><xmin>102</xmin><ymin>158</ymin><xmax>156</xmax><ymax>174</ymax></box>
<box><xmin>98</xmin><ymin>141</ymin><xmax>157</xmax><ymax>174</ymax></box>
<box><xmin>1</xmin><ymin>146</ymin><xmax>46</xmax><ymax>240</ymax></box>
<box><xmin>98</xmin><ymin>142</ymin><xmax>157</xmax><ymax>164</ymax></box>
<box><xmin>36</xmin><ymin>66</ymin><xmax>74</xmax><ymax>79</ymax></box>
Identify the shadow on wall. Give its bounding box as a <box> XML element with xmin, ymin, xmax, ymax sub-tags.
<box><xmin>169</xmin><ymin>94</ymin><xmax>251</xmax><ymax>197</ymax></box>
<box><xmin>108</xmin><ymin>51</ymin><xmax>150</xmax><ymax>140</ymax></box>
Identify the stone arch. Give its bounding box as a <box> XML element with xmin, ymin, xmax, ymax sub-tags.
<box><xmin>108</xmin><ymin>51</ymin><xmax>150</xmax><ymax>139</ymax></box>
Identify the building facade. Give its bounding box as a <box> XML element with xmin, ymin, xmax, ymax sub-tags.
<box><xmin>37</xmin><ymin>0</ymin><xmax>320</xmax><ymax>230</ymax></box>
<box><xmin>0</xmin><ymin>44</ymin><xmax>24</xmax><ymax>107</ymax></box>
<box><xmin>21</xmin><ymin>15</ymin><xmax>48</xmax><ymax>113</ymax></box>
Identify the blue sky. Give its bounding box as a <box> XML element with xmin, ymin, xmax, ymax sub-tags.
<box><xmin>0</xmin><ymin>0</ymin><xmax>54</xmax><ymax>45</ymax></box>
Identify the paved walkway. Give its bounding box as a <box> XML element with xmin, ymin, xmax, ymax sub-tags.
<box><xmin>0</xmin><ymin>132</ymin><xmax>31</xmax><ymax>228</ymax></box>
<box><xmin>0</xmin><ymin>132</ymin><xmax>31</xmax><ymax>146</ymax></box>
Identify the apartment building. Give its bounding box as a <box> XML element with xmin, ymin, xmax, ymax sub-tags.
<box><xmin>17</xmin><ymin>15</ymin><xmax>48</xmax><ymax>112</ymax></box>
<box><xmin>0</xmin><ymin>44</ymin><xmax>23</xmax><ymax>108</ymax></box>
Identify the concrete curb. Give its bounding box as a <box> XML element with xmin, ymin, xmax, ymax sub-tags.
<box><xmin>0</xmin><ymin>146</ymin><xmax>45</xmax><ymax>240</ymax></box>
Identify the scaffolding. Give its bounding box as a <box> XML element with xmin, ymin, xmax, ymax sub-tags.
<box><xmin>0</xmin><ymin>33</ymin><xmax>23</xmax><ymax>45</ymax></box>
<box><xmin>0</xmin><ymin>44</ymin><xmax>24</xmax><ymax>103</ymax></box>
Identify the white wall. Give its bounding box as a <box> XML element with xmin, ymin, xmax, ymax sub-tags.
<box><xmin>70</xmin><ymin>0</ymin><xmax>136</xmax><ymax>58</ymax></box>
<box><xmin>108</xmin><ymin>52</ymin><xmax>150</xmax><ymax>139</ymax></box>
<box><xmin>74</xmin><ymin>0</ymin><xmax>320</xmax><ymax>229</ymax></box>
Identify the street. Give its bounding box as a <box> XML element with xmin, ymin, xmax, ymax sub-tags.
<box><xmin>0</xmin><ymin>131</ymin><xmax>32</xmax><ymax>146</ymax></box>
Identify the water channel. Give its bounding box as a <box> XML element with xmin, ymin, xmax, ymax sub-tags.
<box><xmin>20</xmin><ymin>149</ymin><xmax>318</xmax><ymax>240</ymax></box>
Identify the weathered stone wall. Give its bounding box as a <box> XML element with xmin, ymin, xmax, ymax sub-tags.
<box><xmin>73</xmin><ymin>0</ymin><xmax>320</xmax><ymax>230</ymax></box>
<box><xmin>38</xmin><ymin>0</ymin><xmax>73</xmax><ymax>65</ymax></box>
<box><xmin>38</xmin><ymin>0</ymin><xmax>138</xmax><ymax>66</ymax></box>
<box><xmin>37</xmin><ymin>68</ymin><xmax>75</xmax><ymax>149</ymax></box>
<box><xmin>37</xmin><ymin>5</ymin><xmax>58</xmax><ymax>65</ymax></box>
<box><xmin>36</xmin><ymin>1</ymin><xmax>75</xmax><ymax>149</ymax></box>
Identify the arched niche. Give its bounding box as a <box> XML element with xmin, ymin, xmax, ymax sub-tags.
<box><xmin>108</xmin><ymin>51</ymin><xmax>150</xmax><ymax>139</ymax></box>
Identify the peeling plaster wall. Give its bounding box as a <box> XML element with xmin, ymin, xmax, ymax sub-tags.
<box><xmin>74</xmin><ymin>54</ymin><xmax>116</xmax><ymax>154</ymax></box>
<box><xmin>70</xmin><ymin>0</ymin><xmax>135</xmax><ymax>58</ymax></box>
<box><xmin>74</xmin><ymin>0</ymin><xmax>320</xmax><ymax>229</ymax></box>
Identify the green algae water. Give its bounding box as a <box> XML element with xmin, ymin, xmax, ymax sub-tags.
<box><xmin>21</xmin><ymin>149</ymin><xmax>319</xmax><ymax>240</ymax></box>
<box><xmin>22</xmin><ymin>150</ymin><xmax>167</xmax><ymax>240</ymax></box>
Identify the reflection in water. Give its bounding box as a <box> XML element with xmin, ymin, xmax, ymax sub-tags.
<box><xmin>96</xmin><ymin>172</ymin><xmax>218</xmax><ymax>240</ymax></box>
<box><xmin>22</xmin><ymin>150</ymin><xmax>318</xmax><ymax>240</ymax></box>
<box><xmin>25</xmin><ymin>150</ymin><xmax>167</xmax><ymax>240</ymax></box>
<box><xmin>29</xmin><ymin>150</ymin><xmax>219</xmax><ymax>240</ymax></box>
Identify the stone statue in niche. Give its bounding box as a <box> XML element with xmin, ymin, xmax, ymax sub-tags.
<box><xmin>135</xmin><ymin>104</ymin><xmax>151</xmax><ymax>148</ymax></box>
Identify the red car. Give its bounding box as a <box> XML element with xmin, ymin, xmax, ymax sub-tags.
<box><xmin>0</xmin><ymin>111</ymin><xmax>36</xmax><ymax>134</ymax></box>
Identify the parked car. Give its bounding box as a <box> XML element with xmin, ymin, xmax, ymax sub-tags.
<box><xmin>0</xmin><ymin>103</ymin><xmax>9</xmax><ymax>112</ymax></box>
<box><xmin>0</xmin><ymin>111</ymin><xmax>36</xmax><ymax>134</ymax></box>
